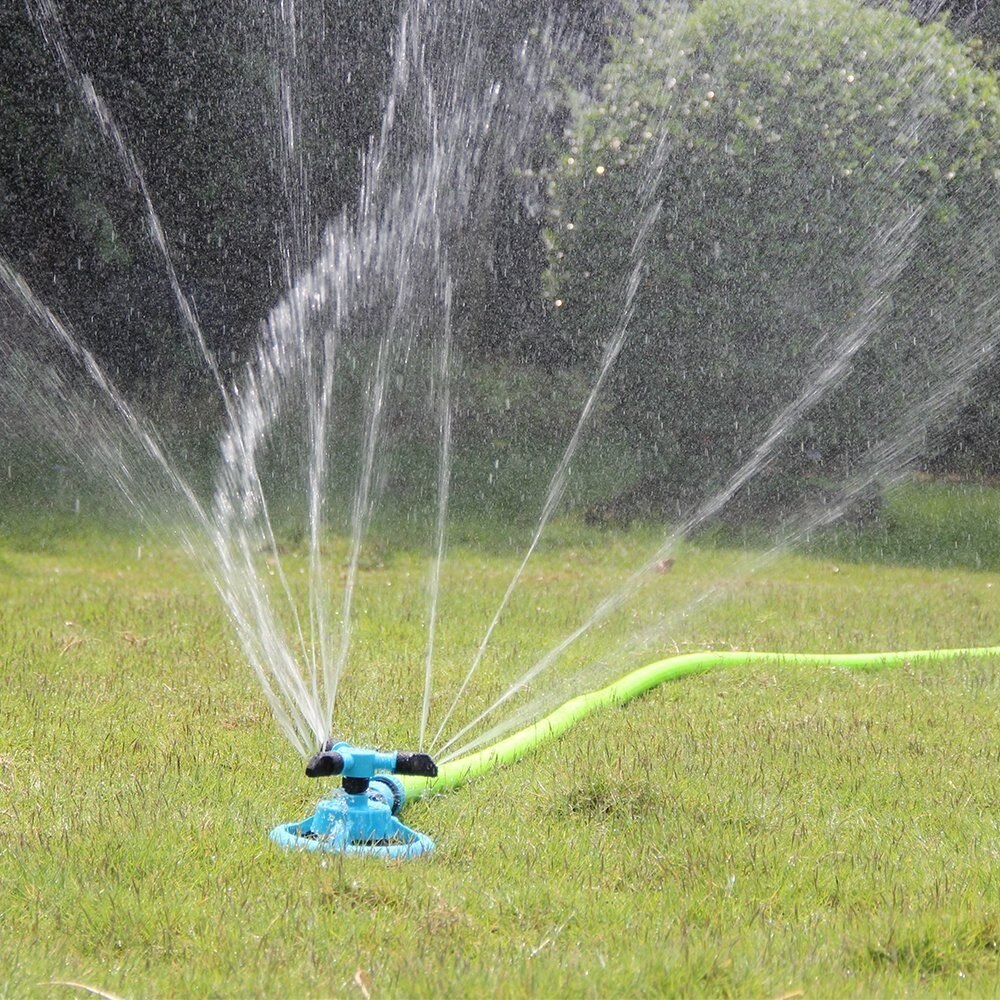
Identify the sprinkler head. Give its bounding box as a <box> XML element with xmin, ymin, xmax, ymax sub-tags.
<box><xmin>271</xmin><ymin>741</ymin><xmax>439</xmax><ymax>859</ymax></box>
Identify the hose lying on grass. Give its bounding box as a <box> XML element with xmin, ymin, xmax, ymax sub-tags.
<box><xmin>400</xmin><ymin>646</ymin><xmax>1000</xmax><ymax>800</ymax></box>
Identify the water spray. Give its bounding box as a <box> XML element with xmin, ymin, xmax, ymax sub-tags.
<box><xmin>270</xmin><ymin>741</ymin><xmax>439</xmax><ymax>859</ymax></box>
<box><xmin>271</xmin><ymin>645</ymin><xmax>998</xmax><ymax>859</ymax></box>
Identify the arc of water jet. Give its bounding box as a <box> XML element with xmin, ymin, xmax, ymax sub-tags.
<box><xmin>428</xmin><ymin>7</ymin><xmax>695</xmax><ymax>749</ymax></box>
<box><xmin>419</xmin><ymin>276</ymin><xmax>454</xmax><ymax>749</ymax></box>
<box><xmin>31</xmin><ymin>0</ymin><xmax>323</xmax><ymax>709</ymax></box>
<box><xmin>259</xmin><ymin>0</ymin><xmax>517</xmax><ymax>734</ymax></box>
<box><xmin>5</xmin><ymin>163</ymin><xmax>320</xmax><ymax>748</ymax></box>
<box><xmin>62</xmin><ymin>9</ymin><xmax>328</xmax><ymax>732</ymax></box>
<box><xmin>2</xmin><ymin>257</ymin><xmax>323</xmax><ymax>749</ymax></box>
<box><xmin>429</xmin><ymin>166</ymin><xmax>672</xmax><ymax>752</ymax></box>
<box><xmin>436</xmin><ymin>203</ymin><xmax>926</xmax><ymax>757</ymax></box>
<box><xmin>312</xmin><ymin>3</ymin><xmax>575</xmax><ymax>730</ymax></box>
<box><xmin>445</xmin><ymin>288</ymin><xmax>1000</xmax><ymax>762</ymax></box>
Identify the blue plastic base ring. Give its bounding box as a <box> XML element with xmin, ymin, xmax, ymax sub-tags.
<box><xmin>271</xmin><ymin>784</ymin><xmax>434</xmax><ymax>859</ymax></box>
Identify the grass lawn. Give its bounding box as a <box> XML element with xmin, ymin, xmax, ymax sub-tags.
<box><xmin>0</xmin><ymin>482</ymin><xmax>998</xmax><ymax>998</ymax></box>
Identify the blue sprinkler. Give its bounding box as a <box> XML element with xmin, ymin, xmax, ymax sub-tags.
<box><xmin>270</xmin><ymin>741</ymin><xmax>439</xmax><ymax>859</ymax></box>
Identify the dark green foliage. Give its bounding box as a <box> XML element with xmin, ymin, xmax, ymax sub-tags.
<box><xmin>0</xmin><ymin>2</ymin><xmax>400</xmax><ymax>382</ymax></box>
<box><xmin>905</xmin><ymin>1</ymin><xmax>1000</xmax><ymax>55</ymax></box>
<box><xmin>546</xmin><ymin>0</ymin><xmax>999</xmax><ymax>514</ymax></box>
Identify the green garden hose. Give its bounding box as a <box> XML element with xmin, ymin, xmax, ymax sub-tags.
<box><xmin>400</xmin><ymin>646</ymin><xmax>1000</xmax><ymax>800</ymax></box>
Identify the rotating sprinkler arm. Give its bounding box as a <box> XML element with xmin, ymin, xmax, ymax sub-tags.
<box><xmin>305</xmin><ymin>741</ymin><xmax>438</xmax><ymax>787</ymax></box>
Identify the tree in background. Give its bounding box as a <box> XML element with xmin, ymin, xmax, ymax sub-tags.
<box><xmin>904</xmin><ymin>1</ymin><xmax>999</xmax><ymax>47</ymax></box>
<box><xmin>545</xmin><ymin>0</ymin><xmax>998</xmax><ymax>515</ymax></box>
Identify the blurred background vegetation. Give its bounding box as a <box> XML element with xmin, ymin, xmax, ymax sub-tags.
<box><xmin>546</xmin><ymin>0</ymin><xmax>998</xmax><ymax>516</ymax></box>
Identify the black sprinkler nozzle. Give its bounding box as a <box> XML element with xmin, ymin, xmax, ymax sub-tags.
<box><xmin>394</xmin><ymin>751</ymin><xmax>439</xmax><ymax>777</ymax></box>
<box><xmin>305</xmin><ymin>750</ymin><xmax>345</xmax><ymax>778</ymax></box>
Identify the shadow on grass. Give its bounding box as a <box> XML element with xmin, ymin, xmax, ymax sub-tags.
<box><xmin>865</xmin><ymin>915</ymin><xmax>999</xmax><ymax>978</ymax></box>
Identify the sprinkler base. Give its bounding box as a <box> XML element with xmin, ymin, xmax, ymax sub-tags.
<box><xmin>271</xmin><ymin>779</ymin><xmax>434</xmax><ymax>859</ymax></box>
